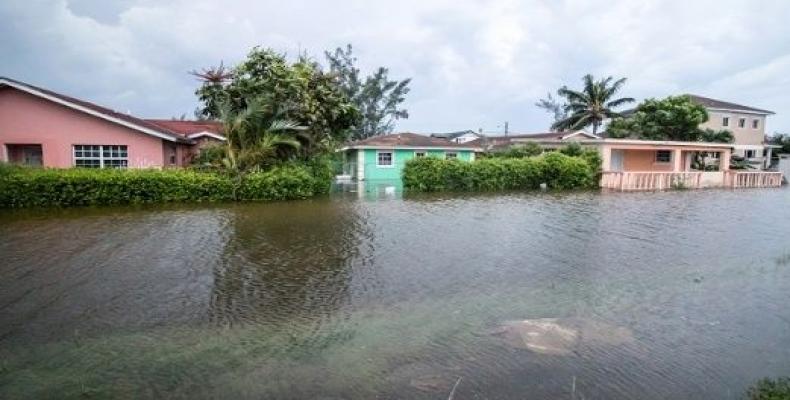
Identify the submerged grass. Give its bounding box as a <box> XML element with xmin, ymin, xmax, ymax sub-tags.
<box><xmin>0</xmin><ymin>282</ymin><xmax>578</xmax><ymax>400</ymax></box>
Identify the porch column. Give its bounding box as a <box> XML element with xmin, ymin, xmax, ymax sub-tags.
<box><xmin>765</xmin><ymin>147</ymin><xmax>773</xmax><ymax>170</ymax></box>
<box><xmin>672</xmin><ymin>148</ymin><xmax>683</xmax><ymax>172</ymax></box>
<box><xmin>720</xmin><ymin>149</ymin><xmax>731</xmax><ymax>171</ymax></box>
<box><xmin>356</xmin><ymin>149</ymin><xmax>365</xmax><ymax>180</ymax></box>
<box><xmin>601</xmin><ymin>145</ymin><xmax>612</xmax><ymax>171</ymax></box>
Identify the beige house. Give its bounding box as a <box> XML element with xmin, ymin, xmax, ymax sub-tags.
<box><xmin>689</xmin><ymin>94</ymin><xmax>778</xmax><ymax>169</ymax></box>
<box><xmin>475</xmin><ymin>132</ymin><xmax>782</xmax><ymax>190</ymax></box>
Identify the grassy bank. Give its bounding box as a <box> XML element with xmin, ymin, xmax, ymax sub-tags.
<box><xmin>402</xmin><ymin>150</ymin><xmax>601</xmax><ymax>192</ymax></box>
<box><xmin>0</xmin><ymin>161</ymin><xmax>332</xmax><ymax>208</ymax></box>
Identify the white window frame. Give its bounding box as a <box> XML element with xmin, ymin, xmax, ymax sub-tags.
<box><xmin>655</xmin><ymin>150</ymin><xmax>672</xmax><ymax>163</ymax></box>
<box><xmin>738</xmin><ymin>118</ymin><xmax>746</xmax><ymax>128</ymax></box>
<box><xmin>414</xmin><ymin>150</ymin><xmax>426</xmax><ymax>158</ymax></box>
<box><xmin>445</xmin><ymin>151</ymin><xmax>458</xmax><ymax>160</ymax></box>
<box><xmin>73</xmin><ymin>145</ymin><xmax>128</xmax><ymax>168</ymax></box>
<box><xmin>376</xmin><ymin>150</ymin><xmax>394</xmax><ymax>168</ymax></box>
<box><xmin>752</xmin><ymin>119</ymin><xmax>759</xmax><ymax>129</ymax></box>
<box><xmin>722</xmin><ymin>117</ymin><xmax>729</xmax><ymax>127</ymax></box>
<box><xmin>744</xmin><ymin>150</ymin><xmax>756</xmax><ymax>159</ymax></box>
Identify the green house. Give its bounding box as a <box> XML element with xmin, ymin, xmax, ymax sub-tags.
<box><xmin>339</xmin><ymin>133</ymin><xmax>481</xmax><ymax>182</ymax></box>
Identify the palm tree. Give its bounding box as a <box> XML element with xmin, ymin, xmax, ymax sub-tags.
<box><xmin>219</xmin><ymin>97</ymin><xmax>302</xmax><ymax>172</ymax></box>
<box><xmin>552</xmin><ymin>74</ymin><xmax>635</xmax><ymax>135</ymax></box>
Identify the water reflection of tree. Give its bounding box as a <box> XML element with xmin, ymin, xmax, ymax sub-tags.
<box><xmin>207</xmin><ymin>200</ymin><xmax>370</xmax><ymax>327</ymax></box>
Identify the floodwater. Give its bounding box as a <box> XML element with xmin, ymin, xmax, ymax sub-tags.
<box><xmin>1</xmin><ymin>188</ymin><xmax>789</xmax><ymax>399</ymax></box>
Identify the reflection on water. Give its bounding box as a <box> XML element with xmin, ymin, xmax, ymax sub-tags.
<box><xmin>1</xmin><ymin>189</ymin><xmax>790</xmax><ymax>399</ymax></box>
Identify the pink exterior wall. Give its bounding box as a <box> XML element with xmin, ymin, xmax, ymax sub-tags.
<box><xmin>0</xmin><ymin>88</ymin><xmax>167</xmax><ymax>168</ymax></box>
<box><xmin>622</xmin><ymin>150</ymin><xmax>674</xmax><ymax>172</ymax></box>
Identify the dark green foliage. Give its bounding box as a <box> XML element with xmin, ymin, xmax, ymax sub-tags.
<box><xmin>0</xmin><ymin>163</ymin><xmax>333</xmax><ymax>208</ymax></box>
<box><xmin>747</xmin><ymin>377</ymin><xmax>790</xmax><ymax>400</ymax></box>
<box><xmin>325</xmin><ymin>44</ymin><xmax>411</xmax><ymax>140</ymax></box>
<box><xmin>769</xmin><ymin>134</ymin><xmax>790</xmax><ymax>154</ymax></box>
<box><xmin>194</xmin><ymin>47</ymin><xmax>359</xmax><ymax>150</ymax></box>
<box><xmin>700</xmin><ymin>128</ymin><xmax>735</xmax><ymax>143</ymax></box>
<box><xmin>607</xmin><ymin>95</ymin><xmax>711</xmax><ymax>141</ymax></box>
<box><xmin>559</xmin><ymin>142</ymin><xmax>583</xmax><ymax>157</ymax></box>
<box><xmin>489</xmin><ymin>142</ymin><xmax>544</xmax><ymax>158</ymax></box>
<box><xmin>402</xmin><ymin>152</ymin><xmax>599</xmax><ymax>192</ymax></box>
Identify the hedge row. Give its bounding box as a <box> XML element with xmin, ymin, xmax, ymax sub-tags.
<box><xmin>402</xmin><ymin>151</ymin><xmax>601</xmax><ymax>192</ymax></box>
<box><xmin>0</xmin><ymin>162</ymin><xmax>332</xmax><ymax>208</ymax></box>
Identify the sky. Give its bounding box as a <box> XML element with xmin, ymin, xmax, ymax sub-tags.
<box><xmin>1</xmin><ymin>0</ymin><xmax>789</xmax><ymax>135</ymax></box>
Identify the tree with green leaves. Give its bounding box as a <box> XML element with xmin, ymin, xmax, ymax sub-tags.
<box><xmin>551</xmin><ymin>74</ymin><xmax>634</xmax><ymax>135</ymax></box>
<box><xmin>607</xmin><ymin>95</ymin><xmax>713</xmax><ymax>141</ymax></box>
<box><xmin>193</xmin><ymin>48</ymin><xmax>359</xmax><ymax>156</ymax></box>
<box><xmin>325</xmin><ymin>44</ymin><xmax>411</xmax><ymax>140</ymax></box>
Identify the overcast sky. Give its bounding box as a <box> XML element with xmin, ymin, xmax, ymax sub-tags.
<box><xmin>2</xmin><ymin>0</ymin><xmax>789</xmax><ymax>134</ymax></box>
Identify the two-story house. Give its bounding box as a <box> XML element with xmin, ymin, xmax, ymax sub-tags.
<box><xmin>689</xmin><ymin>94</ymin><xmax>777</xmax><ymax>169</ymax></box>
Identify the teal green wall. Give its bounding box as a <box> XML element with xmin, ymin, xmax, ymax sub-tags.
<box><xmin>360</xmin><ymin>148</ymin><xmax>473</xmax><ymax>180</ymax></box>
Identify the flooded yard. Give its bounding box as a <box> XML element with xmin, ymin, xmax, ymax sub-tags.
<box><xmin>1</xmin><ymin>189</ymin><xmax>790</xmax><ymax>399</ymax></box>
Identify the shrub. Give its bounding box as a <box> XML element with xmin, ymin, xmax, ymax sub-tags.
<box><xmin>403</xmin><ymin>151</ymin><xmax>599</xmax><ymax>192</ymax></box>
<box><xmin>747</xmin><ymin>377</ymin><xmax>790</xmax><ymax>400</ymax></box>
<box><xmin>0</xmin><ymin>163</ymin><xmax>332</xmax><ymax>208</ymax></box>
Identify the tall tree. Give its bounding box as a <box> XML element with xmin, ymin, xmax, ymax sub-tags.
<box><xmin>607</xmin><ymin>95</ymin><xmax>711</xmax><ymax>141</ymax></box>
<box><xmin>325</xmin><ymin>44</ymin><xmax>411</xmax><ymax>140</ymax></box>
<box><xmin>552</xmin><ymin>74</ymin><xmax>634</xmax><ymax>135</ymax></box>
<box><xmin>193</xmin><ymin>47</ymin><xmax>359</xmax><ymax>155</ymax></box>
<box><xmin>535</xmin><ymin>90</ymin><xmax>568</xmax><ymax>126</ymax></box>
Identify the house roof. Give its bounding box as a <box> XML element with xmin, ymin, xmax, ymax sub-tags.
<box><xmin>343</xmin><ymin>132</ymin><xmax>482</xmax><ymax>150</ymax></box>
<box><xmin>429</xmin><ymin>130</ymin><xmax>480</xmax><ymax>140</ymax></box>
<box><xmin>145</xmin><ymin>119</ymin><xmax>225</xmax><ymax>141</ymax></box>
<box><xmin>686</xmin><ymin>94</ymin><xmax>774</xmax><ymax>115</ymax></box>
<box><xmin>467</xmin><ymin>130</ymin><xmax>600</xmax><ymax>151</ymax></box>
<box><xmin>0</xmin><ymin>76</ymin><xmax>188</xmax><ymax>142</ymax></box>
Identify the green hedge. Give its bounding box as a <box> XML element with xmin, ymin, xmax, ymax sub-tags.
<box><xmin>402</xmin><ymin>151</ymin><xmax>600</xmax><ymax>192</ymax></box>
<box><xmin>0</xmin><ymin>162</ymin><xmax>332</xmax><ymax>208</ymax></box>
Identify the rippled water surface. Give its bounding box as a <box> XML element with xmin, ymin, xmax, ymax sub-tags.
<box><xmin>1</xmin><ymin>189</ymin><xmax>790</xmax><ymax>399</ymax></box>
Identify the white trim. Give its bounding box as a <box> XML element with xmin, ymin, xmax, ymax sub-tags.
<box><xmin>445</xmin><ymin>151</ymin><xmax>458</xmax><ymax>160</ymax></box>
<box><xmin>376</xmin><ymin>150</ymin><xmax>395</xmax><ymax>168</ymax></box>
<box><xmin>1</xmin><ymin>144</ymin><xmax>7</xmax><ymax>162</ymax></box>
<box><xmin>706</xmin><ymin>107</ymin><xmax>774</xmax><ymax>116</ymax></box>
<box><xmin>414</xmin><ymin>150</ymin><xmax>427</xmax><ymax>158</ymax></box>
<box><xmin>598</xmin><ymin>139</ymin><xmax>734</xmax><ymax>149</ymax></box>
<box><xmin>186</xmin><ymin>131</ymin><xmax>226</xmax><ymax>141</ymax></box>
<box><xmin>0</xmin><ymin>78</ymin><xmax>178</xmax><ymax>142</ymax></box>
<box><xmin>341</xmin><ymin>145</ymin><xmax>482</xmax><ymax>152</ymax></box>
<box><xmin>560</xmin><ymin>130</ymin><xmax>601</xmax><ymax>140</ymax></box>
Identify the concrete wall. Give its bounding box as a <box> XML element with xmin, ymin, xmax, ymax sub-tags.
<box><xmin>622</xmin><ymin>150</ymin><xmax>675</xmax><ymax>172</ymax></box>
<box><xmin>700</xmin><ymin>110</ymin><xmax>765</xmax><ymax>146</ymax></box>
<box><xmin>361</xmin><ymin>148</ymin><xmax>474</xmax><ymax>180</ymax></box>
<box><xmin>0</xmin><ymin>87</ymin><xmax>166</xmax><ymax>168</ymax></box>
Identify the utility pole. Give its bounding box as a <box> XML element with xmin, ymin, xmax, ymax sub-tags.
<box><xmin>504</xmin><ymin>121</ymin><xmax>509</xmax><ymax>136</ymax></box>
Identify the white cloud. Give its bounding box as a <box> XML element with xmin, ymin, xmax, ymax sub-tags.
<box><xmin>1</xmin><ymin>0</ymin><xmax>789</xmax><ymax>133</ymax></box>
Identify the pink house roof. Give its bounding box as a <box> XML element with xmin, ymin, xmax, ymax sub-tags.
<box><xmin>0</xmin><ymin>76</ymin><xmax>189</xmax><ymax>142</ymax></box>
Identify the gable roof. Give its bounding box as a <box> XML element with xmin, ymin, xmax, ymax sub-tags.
<box><xmin>687</xmin><ymin>94</ymin><xmax>774</xmax><ymax>115</ymax></box>
<box><xmin>429</xmin><ymin>130</ymin><xmax>480</xmax><ymax>140</ymax></box>
<box><xmin>145</xmin><ymin>119</ymin><xmax>225</xmax><ymax>141</ymax></box>
<box><xmin>0</xmin><ymin>76</ymin><xmax>187</xmax><ymax>142</ymax></box>
<box><xmin>343</xmin><ymin>132</ymin><xmax>482</xmax><ymax>150</ymax></box>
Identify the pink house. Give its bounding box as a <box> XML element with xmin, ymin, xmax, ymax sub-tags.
<box><xmin>0</xmin><ymin>77</ymin><xmax>224</xmax><ymax>168</ymax></box>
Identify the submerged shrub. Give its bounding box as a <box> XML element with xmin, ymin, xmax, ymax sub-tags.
<box><xmin>0</xmin><ymin>163</ymin><xmax>332</xmax><ymax>208</ymax></box>
<box><xmin>747</xmin><ymin>377</ymin><xmax>790</xmax><ymax>400</ymax></box>
<box><xmin>402</xmin><ymin>152</ymin><xmax>599</xmax><ymax>192</ymax></box>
